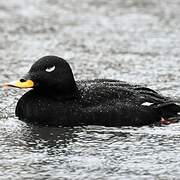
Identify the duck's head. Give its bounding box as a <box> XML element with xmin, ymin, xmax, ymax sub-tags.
<box><xmin>4</xmin><ymin>56</ymin><xmax>77</xmax><ymax>94</ymax></box>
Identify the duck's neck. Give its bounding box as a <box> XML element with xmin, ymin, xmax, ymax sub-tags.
<box><xmin>34</xmin><ymin>80</ymin><xmax>79</xmax><ymax>99</ymax></box>
<box><xmin>56</xmin><ymin>78</ymin><xmax>78</xmax><ymax>94</ymax></box>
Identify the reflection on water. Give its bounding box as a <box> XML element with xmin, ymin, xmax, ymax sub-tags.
<box><xmin>31</xmin><ymin>126</ymin><xmax>77</xmax><ymax>148</ymax></box>
<box><xmin>0</xmin><ymin>118</ymin><xmax>79</xmax><ymax>150</ymax></box>
<box><xmin>1</xmin><ymin>117</ymin><xmax>180</xmax><ymax>179</ymax></box>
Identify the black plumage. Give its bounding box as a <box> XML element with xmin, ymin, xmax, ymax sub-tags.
<box><xmin>7</xmin><ymin>56</ymin><xmax>180</xmax><ymax>126</ymax></box>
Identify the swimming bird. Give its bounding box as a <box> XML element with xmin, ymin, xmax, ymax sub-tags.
<box><xmin>3</xmin><ymin>55</ymin><xmax>180</xmax><ymax>127</ymax></box>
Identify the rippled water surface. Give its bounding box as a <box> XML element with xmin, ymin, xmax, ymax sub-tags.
<box><xmin>1</xmin><ymin>0</ymin><xmax>180</xmax><ymax>179</ymax></box>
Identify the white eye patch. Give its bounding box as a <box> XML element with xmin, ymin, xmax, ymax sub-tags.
<box><xmin>45</xmin><ymin>66</ymin><xmax>55</xmax><ymax>72</ymax></box>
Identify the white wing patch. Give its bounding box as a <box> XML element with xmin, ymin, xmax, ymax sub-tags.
<box><xmin>177</xmin><ymin>112</ymin><xmax>180</xmax><ymax>115</ymax></box>
<box><xmin>141</xmin><ymin>102</ymin><xmax>154</xmax><ymax>106</ymax></box>
<box><xmin>46</xmin><ymin>66</ymin><xmax>55</xmax><ymax>72</ymax></box>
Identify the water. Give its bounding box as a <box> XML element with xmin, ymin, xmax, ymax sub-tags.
<box><xmin>0</xmin><ymin>0</ymin><xmax>180</xmax><ymax>179</ymax></box>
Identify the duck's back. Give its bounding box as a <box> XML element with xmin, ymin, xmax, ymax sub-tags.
<box><xmin>16</xmin><ymin>79</ymin><xmax>180</xmax><ymax>127</ymax></box>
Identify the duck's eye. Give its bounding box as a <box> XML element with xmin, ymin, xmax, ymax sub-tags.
<box><xmin>45</xmin><ymin>66</ymin><xmax>55</xmax><ymax>72</ymax></box>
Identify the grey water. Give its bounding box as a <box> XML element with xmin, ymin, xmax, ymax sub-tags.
<box><xmin>0</xmin><ymin>0</ymin><xmax>180</xmax><ymax>179</ymax></box>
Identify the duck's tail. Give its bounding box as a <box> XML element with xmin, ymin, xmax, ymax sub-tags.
<box><xmin>155</xmin><ymin>101</ymin><xmax>180</xmax><ymax>124</ymax></box>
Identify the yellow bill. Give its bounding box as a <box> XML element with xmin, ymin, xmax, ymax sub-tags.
<box><xmin>3</xmin><ymin>80</ymin><xmax>34</xmax><ymax>88</ymax></box>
